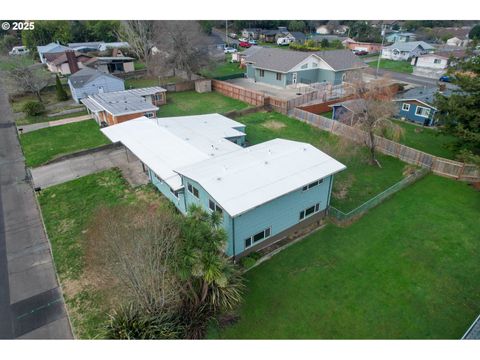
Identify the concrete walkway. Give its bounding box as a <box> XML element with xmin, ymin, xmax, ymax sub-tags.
<box><xmin>0</xmin><ymin>83</ymin><xmax>72</xmax><ymax>339</ymax></box>
<box><xmin>30</xmin><ymin>146</ymin><xmax>149</xmax><ymax>189</ymax></box>
<box><xmin>17</xmin><ymin>114</ymin><xmax>92</xmax><ymax>134</ymax></box>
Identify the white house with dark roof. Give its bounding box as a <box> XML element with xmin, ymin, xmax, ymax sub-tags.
<box><xmin>101</xmin><ymin>114</ymin><xmax>346</xmax><ymax>258</ymax></box>
<box><xmin>68</xmin><ymin>68</ymin><xmax>125</xmax><ymax>103</ymax></box>
<box><xmin>381</xmin><ymin>41</ymin><xmax>435</xmax><ymax>61</ymax></box>
<box><xmin>244</xmin><ymin>47</ymin><xmax>367</xmax><ymax>87</ymax></box>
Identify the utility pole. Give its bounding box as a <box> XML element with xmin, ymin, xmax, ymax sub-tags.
<box><xmin>225</xmin><ymin>20</ymin><xmax>229</xmax><ymax>47</ymax></box>
<box><xmin>375</xmin><ymin>24</ymin><xmax>386</xmax><ymax>79</ymax></box>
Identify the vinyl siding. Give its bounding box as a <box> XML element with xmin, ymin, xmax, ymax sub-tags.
<box><xmin>148</xmin><ymin>169</ymin><xmax>187</xmax><ymax>214</ymax></box>
<box><xmin>397</xmin><ymin>101</ymin><xmax>436</xmax><ymax>126</ymax></box>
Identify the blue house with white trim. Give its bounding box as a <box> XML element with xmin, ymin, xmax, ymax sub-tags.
<box><xmin>101</xmin><ymin>114</ymin><xmax>346</xmax><ymax>258</ymax></box>
<box><xmin>394</xmin><ymin>87</ymin><xmax>452</xmax><ymax>126</ymax></box>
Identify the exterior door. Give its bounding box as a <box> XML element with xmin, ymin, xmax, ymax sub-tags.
<box><xmin>292</xmin><ymin>72</ymin><xmax>297</xmax><ymax>84</ymax></box>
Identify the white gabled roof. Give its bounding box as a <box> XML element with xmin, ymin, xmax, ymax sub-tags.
<box><xmin>176</xmin><ymin>138</ymin><xmax>346</xmax><ymax>217</ymax></box>
<box><xmin>100</xmin><ymin>114</ymin><xmax>245</xmax><ymax>190</ymax></box>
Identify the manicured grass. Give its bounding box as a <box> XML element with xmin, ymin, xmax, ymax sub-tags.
<box><xmin>236</xmin><ymin>111</ymin><xmax>407</xmax><ymax>212</ymax></box>
<box><xmin>16</xmin><ymin>109</ymin><xmax>88</xmax><ymax>126</ymax></box>
<box><xmin>213</xmin><ymin>175</ymin><xmax>480</xmax><ymax>339</ymax></box>
<box><xmin>368</xmin><ymin>59</ymin><xmax>413</xmax><ymax>74</ymax></box>
<box><xmin>393</xmin><ymin>119</ymin><xmax>458</xmax><ymax>160</ymax></box>
<box><xmin>38</xmin><ymin>170</ymin><xmax>169</xmax><ymax>338</ymax></box>
<box><xmin>125</xmin><ymin>78</ymin><xmax>160</xmax><ymax>89</ymax></box>
<box><xmin>19</xmin><ymin>120</ymin><xmax>110</xmax><ymax>167</ymax></box>
<box><xmin>158</xmin><ymin>91</ymin><xmax>249</xmax><ymax>118</ymax></box>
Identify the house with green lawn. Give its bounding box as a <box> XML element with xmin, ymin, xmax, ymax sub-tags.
<box><xmin>244</xmin><ymin>47</ymin><xmax>367</xmax><ymax>87</ymax></box>
<box><xmin>101</xmin><ymin>114</ymin><xmax>346</xmax><ymax>258</ymax></box>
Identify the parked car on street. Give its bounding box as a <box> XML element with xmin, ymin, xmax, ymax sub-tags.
<box><xmin>9</xmin><ymin>46</ymin><xmax>30</xmax><ymax>56</ymax></box>
<box><xmin>353</xmin><ymin>49</ymin><xmax>369</xmax><ymax>56</ymax></box>
<box><xmin>439</xmin><ymin>75</ymin><xmax>452</xmax><ymax>83</ymax></box>
<box><xmin>276</xmin><ymin>37</ymin><xmax>292</xmax><ymax>46</ymax></box>
<box><xmin>239</xmin><ymin>41</ymin><xmax>252</xmax><ymax>48</ymax></box>
<box><xmin>224</xmin><ymin>47</ymin><xmax>237</xmax><ymax>54</ymax></box>
<box><xmin>248</xmin><ymin>39</ymin><xmax>258</xmax><ymax>45</ymax></box>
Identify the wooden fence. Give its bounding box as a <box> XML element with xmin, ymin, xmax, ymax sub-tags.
<box><xmin>211</xmin><ymin>80</ymin><xmax>265</xmax><ymax>106</ymax></box>
<box><xmin>293</xmin><ymin>108</ymin><xmax>480</xmax><ymax>182</ymax></box>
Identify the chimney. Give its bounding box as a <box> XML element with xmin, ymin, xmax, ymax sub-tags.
<box><xmin>65</xmin><ymin>50</ymin><xmax>79</xmax><ymax>74</ymax></box>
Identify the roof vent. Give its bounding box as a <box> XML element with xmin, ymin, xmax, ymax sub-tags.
<box><xmin>217</xmin><ymin>177</ymin><xmax>222</xmax><ymax>181</ymax></box>
<box><xmin>264</xmin><ymin>161</ymin><xmax>269</xmax><ymax>165</ymax></box>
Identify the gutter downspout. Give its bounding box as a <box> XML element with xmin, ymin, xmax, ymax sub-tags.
<box><xmin>232</xmin><ymin>216</ymin><xmax>236</xmax><ymax>263</ymax></box>
<box><xmin>326</xmin><ymin>175</ymin><xmax>334</xmax><ymax>216</ymax></box>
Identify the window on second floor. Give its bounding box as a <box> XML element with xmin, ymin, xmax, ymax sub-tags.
<box><xmin>259</xmin><ymin>69</ymin><xmax>265</xmax><ymax>77</ymax></box>
<box><xmin>208</xmin><ymin>199</ymin><xmax>223</xmax><ymax>215</ymax></box>
<box><xmin>302</xmin><ymin>179</ymin><xmax>324</xmax><ymax>191</ymax></box>
<box><xmin>187</xmin><ymin>183</ymin><xmax>199</xmax><ymax>198</ymax></box>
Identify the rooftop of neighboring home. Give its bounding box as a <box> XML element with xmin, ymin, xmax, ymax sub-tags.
<box><xmin>329</xmin><ymin>98</ymin><xmax>366</xmax><ymax>113</ymax></box>
<box><xmin>68</xmin><ymin>41</ymin><xmax>130</xmax><ymax>51</ymax></box>
<box><xmin>48</xmin><ymin>51</ymin><xmax>92</xmax><ymax>66</ymax></box>
<box><xmin>421</xmin><ymin>49</ymin><xmax>467</xmax><ymax>59</ymax></box>
<box><xmin>81</xmin><ymin>87</ymin><xmax>166</xmax><ymax>116</ymax></box>
<box><xmin>309</xmin><ymin>34</ymin><xmax>352</xmax><ymax>43</ymax></box>
<box><xmin>37</xmin><ymin>42</ymin><xmax>72</xmax><ymax>54</ymax></box>
<box><xmin>68</xmin><ymin>41</ymin><xmax>104</xmax><ymax>49</ymax></box>
<box><xmin>432</xmin><ymin>26</ymin><xmax>472</xmax><ymax>40</ymax></box>
<box><xmin>84</xmin><ymin>56</ymin><xmax>134</xmax><ymax>66</ymax></box>
<box><xmin>289</xmin><ymin>31</ymin><xmax>307</xmax><ymax>40</ymax></box>
<box><xmin>462</xmin><ymin>315</ymin><xmax>480</xmax><ymax>339</ymax></box>
<box><xmin>101</xmin><ymin>115</ymin><xmax>346</xmax><ymax>216</ymax></box>
<box><xmin>68</xmin><ymin>68</ymin><xmax>123</xmax><ymax>88</ymax></box>
<box><xmin>384</xmin><ymin>41</ymin><xmax>436</xmax><ymax>52</ymax></box>
<box><xmin>395</xmin><ymin>86</ymin><xmax>453</xmax><ymax>108</ymax></box>
<box><xmin>245</xmin><ymin>47</ymin><xmax>367</xmax><ymax>73</ymax></box>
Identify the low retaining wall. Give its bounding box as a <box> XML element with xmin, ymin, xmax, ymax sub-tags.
<box><xmin>223</xmin><ymin>105</ymin><xmax>267</xmax><ymax>119</ymax></box>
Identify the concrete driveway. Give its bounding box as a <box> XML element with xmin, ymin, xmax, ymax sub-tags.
<box><xmin>30</xmin><ymin>145</ymin><xmax>148</xmax><ymax>190</ymax></box>
<box><xmin>226</xmin><ymin>77</ymin><xmax>304</xmax><ymax>100</ymax></box>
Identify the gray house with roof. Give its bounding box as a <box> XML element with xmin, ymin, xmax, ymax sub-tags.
<box><xmin>244</xmin><ymin>48</ymin><xmax>367</xmax><ymax>87</ymax></box>
<box><xmin>68</xmin><ymin>68</ymin><xmax>125</xmax><ymax>103</ymax></box>
<box><xmin>381</xmin><ymin>41</ymin><xmax>435</xmax><ymax>61</ymax></box>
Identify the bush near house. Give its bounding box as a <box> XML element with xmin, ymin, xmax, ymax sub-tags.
<box><xmin>22</xmin><ymin>101</ymin><xmax>45</xmax><ymax>116</ymax></box>
<box><xmin>212</xmin><ymin>175</ymin><xmax>480</xmax><ymax>339</ymax></box>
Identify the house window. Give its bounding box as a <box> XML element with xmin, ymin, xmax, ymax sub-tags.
<box><xmin>144</xmin><ymin>112</ymin><xmax>155</xmax><ymax>118</ymax></box>
<box><xmin>342</xmin><ymin>73</ymin><xmax>347</xmax><ymax>82</ymax></box>
<box><xmin>154</xmin><ymin>93</ymin><xmax>163</xmax><ymax>101</ymax></box>
<box><xmin>187</xmin><ymin>183</ymin><xmax>199</xmax><ymax>198</ymax></box>
<box><xmin>259</xmin><ymin>69</ymin><xmax>265</xmax><ymax>77</ymax></box>
<box><xmin>402</xmin><ymin>103</ymin><xmax>411</xmax><ymax>111</ymax></box>
<box><xmin>415</xmin><ymin>106</ymin><xmax>431</xmax><ymax>118</ymax></box>
<box><xmin>301</xmin><ymin>63</ymin><xmax>308</xmax><ymax>69</ymax></box>
<box><xmin>169</xmin><ymin>187</ymin><xmax>178</xmax><ymax>198</ymax></box>
<box><xmin>299</xmin><ymin>203</ymin><xmax>321</xmax><ymax>221</ymax></box>
<box><xmin>244</xmin><ymin>227</ymin><xmax>272</xmax><ymax>249</ymax></box>
<box><xmin>276</xmin><ymin>72</ymin><xmax>282</xmax><ymax>81</ymax></box>
<box><xmin>433</xmin><ymin>59</ymin><xmax>442</xmax><ymax>64</ymax></box>
<box><xmin>208</xmin><ymin>199</ymin><xmax>223</xmax><ymax>215</ymax></box>
<box><xmin>302</xmin><ymin>179</ymin><xmax>324</xmax><ymax>191</ymax></box>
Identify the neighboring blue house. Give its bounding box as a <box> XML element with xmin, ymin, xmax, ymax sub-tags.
<box><xmin>381</xmin><ymin>41</ymin><xmax>435</xmax><ymax>61</ymax></box>
<box><xmin>385</xmin><ymin>32</ymin><xmax>417</xmax><ymax>43</ymax></box>
<box><xmin>68</xmin><ymin>68</ymin><xmax>125</xmax><ymax>103</ymax></box>
<box><xmin>245</xmin><ymin>47</ymin><xmax>367</xmax><ymax>87</ymax></box>
<box><xmin>394</xmin><ymin>87</ymin><xmax>452</xmax><ymax>126</ymax></box>
<box><xmin>37</xmin><ymin>42</ymin><xmax>72</xmax><ymax>64</ymax></box>
<box><xmin>101</xmin><ymin>114</ymin><xmax>346</xmax><ymax>258</ymax></box>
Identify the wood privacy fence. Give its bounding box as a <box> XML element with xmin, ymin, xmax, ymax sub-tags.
<box><xmin>212</xmin><ymin>80</ymin><xmax>265</xmax><ymax>106</ymax></box>
<box><xmin>293</xmin><ymin>108</ymin><xmax>480</xmax><ymax>182</ymax></box>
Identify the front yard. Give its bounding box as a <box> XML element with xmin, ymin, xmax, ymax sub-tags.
<box><xmin>19</xmin><ymin>120</ymin><xmax>110</xmax><ymax>167</ymax></box>
<box><xmin>212</xmin><ymin>174</ymin><xmax>480</xmax><ymax>339</ymax></box>
<box><xmin>236</xmin><ymin>111</ymin><xmax>407</xmax><ymax>212</ymax></box>
<box><xmin>38</xmin><ymin>170</ymin><xmax>170</xmax><ymax>338</ymax></box>
<box><xmin>158</xmin><ymin>91</ymin><xmax>249</xmax><ymax>117</ymax></box>
<box><xmin>368</xmin><ymin>59</ymin><xmax>413</xmax><ymax>74</ymax></box>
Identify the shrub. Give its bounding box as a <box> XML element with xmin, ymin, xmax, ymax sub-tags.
<box><xmin>22</xmin><ymin>101</ymin><xmax>45</xmax><ymax>116</ymax></box>
<box><xmin>105</xmin><ymin>303</ymin><xmax>185</xmax><ymax>340</ymax></box>
<box><xmin>55</xmin><ymin>74</ymin><xmax>68</xmax><ymax>101</ymax></box>
<box><xmin>240</xmin><ymin>252</ymin><xmax>262</xmax><ymax>269</ymax></box>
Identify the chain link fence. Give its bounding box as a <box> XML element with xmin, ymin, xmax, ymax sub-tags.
<box><xmin>329</xmin><ymin>168</ymin><xmax>430</xmax><ymax>225</ymax></box>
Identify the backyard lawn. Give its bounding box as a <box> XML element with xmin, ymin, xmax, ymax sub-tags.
<box><xmin>19</xmin><ymin>120</ymin><xmax>110</xmax><ymax>167</ymax></box>
<box><xmin>368</xmin><ymin>59</ymin><xmax>413</xmax><ymax>74</ymax></box>
<box><xmin>200</xmin><ymin>56</ymin><xmax>246</xmax><ymax>79</ymax></box>
<box><xmin>16</xmin><ymin>109</ymin><xmax>88</xmax><ymax>126</ymax></box>
<box><xmin>393</xmin><ymin>119</ymin><xmax>458</xmax><ymax>159</ymax></box>
<box><xmin>38</xmin><ymin>170</ymin><xmax>170</xmax><ymax>338</ymax></box>
<box><xmin>236</xmin><ymin>111</ymin><xmax>407</xmax><ymax>212</ymax></box>
<box><xmin>124</xmin><ymin>78</ymin><xmax>160</xmax><ymax>89</ymax></box>
<box><xmin>212</xmin><ymin>174</ymin><xmax>480</xmax><ymax>339</ymax></box>
<box><xmin>158</xmin><ymin>91</ymin><xmax>249</xmax><ymax>117</ymax></box>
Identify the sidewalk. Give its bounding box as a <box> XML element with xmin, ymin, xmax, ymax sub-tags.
<box><xmin>17</xmin><ymin>114</ymin><xmax>92</xmax><ymax>134</ymax></box>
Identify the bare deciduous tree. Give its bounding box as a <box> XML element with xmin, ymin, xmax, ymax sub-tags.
<box><xmin>4</xmin><ymin>59</ymin><xmax>50</xmax><ymax>102</ymax></box>
<box><xmin>117</xmin><ymin>21</ymin><xmax>156</xmax><ymax>75</ymax></box>
<box><xmin>86</xmin><ymin>203</ymin><xmax>182</xmax><ymax>314</ymax></box>
<box><xmin>154</xmin><ymin>21</ymin><xmax>214</xmax><ymax>80</ymax></box>
<box><xmin>349</xmin><ymin>79</ymin><xmax>403</xmax><ymax>167</ymax></box>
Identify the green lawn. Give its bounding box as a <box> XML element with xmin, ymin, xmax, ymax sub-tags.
<box><xmin>368</xmin><ymin>59</ymin><xmax>413</xmax><ymax>74</ymax></box>
<box><xmin>201</xmin><ymin>56</ymin><xmax>246</xmax><ymax>79</ymax></box>
<box><xmin>16</xmin><ymin>109</ymin><xmax>88</xmax><ymax>126</ymax></box>
<box><xmin>38</xmin><ymin>170</ymin><xmax>169</xmax><ymax>338</ymax></box>
<box><xmin>19</xmin><ymin>120</ymin><xmax>110</xmax><ymax>167</ymax></box>
<box><xmin>125</xmin><ymin>78</ymin><xmax>160</xmax><ymax>89</ymax></box>
<box><xmin>213</xmin><ymin>174</ymin><xmax>480</xmax><ymax>339</ymax></box>
<box><xmin>158</xmin><ymin>91</ymin><xmax>249</xmax><ymax>118</ymax></box>
<box><xmin>236</xmin><ymin>111</ymin><xmax>407</xmax><ymax>212</ymax></box>
<box><xmin>320</xmin><ymin>110</ymin><xmax>333</xmax><ymax>119</ymax></box>
<box><xmin>393</xmin><ymin>119</ymin><xmax>458</xmax><ymax>160</ymax></box>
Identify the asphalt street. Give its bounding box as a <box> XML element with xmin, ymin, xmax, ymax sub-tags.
<box><xmin>0</xmin><ymin>82</ymin><xmax>72</xmax><ymax>339</ymax></box>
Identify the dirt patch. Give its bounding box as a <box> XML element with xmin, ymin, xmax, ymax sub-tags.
<box><xmin>263</xmin><ymin>120</ymin><xmax>286</xmax><ymax>130</ymax></box>
<box><xmin>332</xmin><ymin>174</ymin><xmax>356</xmax><ymax>200</ymax></box>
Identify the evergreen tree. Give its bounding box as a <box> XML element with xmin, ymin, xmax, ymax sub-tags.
<box><xmin>55</xmin><ymin>74</ymin><xmax>68</xmax><ymax>101</ymax></box>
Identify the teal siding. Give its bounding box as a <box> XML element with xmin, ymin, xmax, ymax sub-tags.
<box><xmin>246</xmin><ymin>64</ymin><xmax>256</xmax><ymax>79</ymax></box>
<box><xmin>148</xmin><ymin>169</ymin><xmax>187</xmax><ymax>214</ymax></box>
<box><xmin>252</xmin><ymin>66</ymin><xmax>346</xmax><ymax>87</ymax></box>
<box><xmin>255</xmin><ymin>69</ymin><xmax>286</xmax><ymax>87</ymax></box>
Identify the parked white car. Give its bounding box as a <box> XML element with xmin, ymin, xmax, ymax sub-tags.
<box><xmin>248</xmin><ymin>39</ymin><xmax>258</xmax><ymax>45</ymax></box>
<box><xmin>277</xmin><ymin>37</ymin><xmax>293</xmax><ymax>46</ymax></box>
<box><xmin>224</xmin><ymin>47</ymin><xmax>237</xmax><ymax>54</ymax></box>
<box><xmin>9</xmin><ymin>46</ymin><xmax>30</xmax><ymax>56</ymax></box>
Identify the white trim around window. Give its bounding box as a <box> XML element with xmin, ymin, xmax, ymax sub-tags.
<box><xmin>401</xmin><ymin>103</ymin><xmax>410</xmax><ymax>111</ymax></box>
<box><xmin>415</xmin><ymin>105</ymin><xmax>431</xmax><ymax>118</ymax></box>
<box><xmin>244</xmin><ymin>227</ymin><xmax>272</xmax><ymax>249</ymax></box>
<box><xmin>299</xmin><ymin>203</ymin><xmax>321</xmax><ymax>222</ymax></box>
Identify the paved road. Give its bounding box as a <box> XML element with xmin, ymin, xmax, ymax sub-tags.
<box><xmin>0</xmin><ymin>83</ymin><xmax>72</xmax><ymax>339</ymax></box>
<box><xmin>364</xmin><ymin>66</ymin><xmax>456</xmax><ymax>89</ymax></box>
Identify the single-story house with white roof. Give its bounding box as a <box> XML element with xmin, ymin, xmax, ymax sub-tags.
<box><xmin>381</xmin><ymin>41</ymin><xmax>435</xmax><ymax>61</ymax></box>
<box><xmin>101</xmin><ymin>114</ymin><xmax>346</xmax><ymax>258</ymax></box>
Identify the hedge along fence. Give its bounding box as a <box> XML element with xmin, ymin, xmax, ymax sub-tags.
<box><xmin>293</xmin><ymin>107</ymin><xmax>480</xmax><ymax>182</ymax></box>
<box><xmin>329</xmin><ymin>168</ymin><xmax>430</xmax><ymax>225</ymax></box>
<box><xmin>213</xmin><ymin>73</ymin><xmax>247</xmax><ymax>81</ymax></box>
<box><xmin>212</xmin><ymin>80</ymin><xmax>265</xmax><ymax>106</ymax></box>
